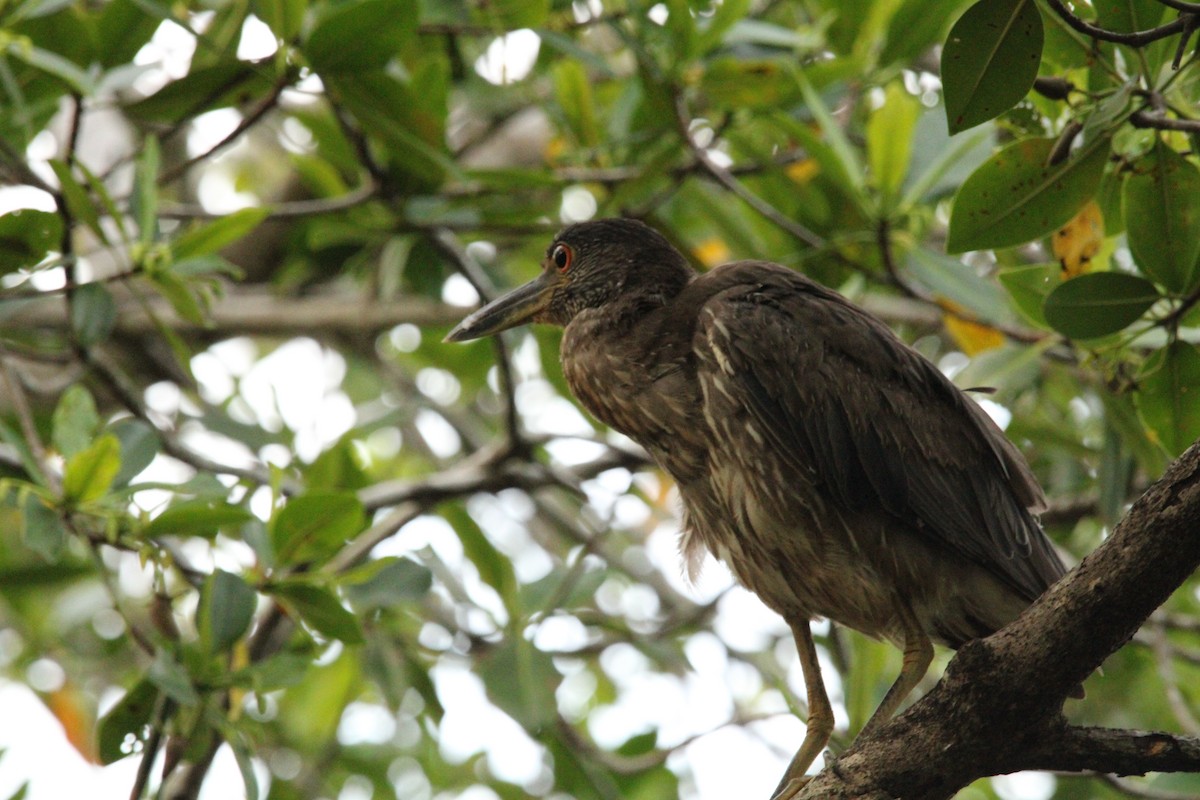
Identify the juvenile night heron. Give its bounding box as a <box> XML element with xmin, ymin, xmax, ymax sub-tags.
<box><xmin>446</xmin><ymin>218</ymin><xmax>1067</xmax><ymax>799</ymax></box>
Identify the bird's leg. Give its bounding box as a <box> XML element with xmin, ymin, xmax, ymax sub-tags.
<box><xmin>860</xmin><ymin>612</ymin><xmax>933</xmax><ymax>736</ymax></box>
<box><xmin>769</xmin><ymin>620</ymin><xmax>834</xmax><ymax>800</ymax></box>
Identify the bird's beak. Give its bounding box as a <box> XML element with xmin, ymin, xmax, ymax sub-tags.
<box><xmin>443</xmin><ymin>270</ymin><xmax>556</xmax><ymax>342</ymax></box>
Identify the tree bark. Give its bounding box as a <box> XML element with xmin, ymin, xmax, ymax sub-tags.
<box><xmin>798</xmin><ymin>439</ymin><xmax>1200</xmax><ymax>799</ymax></box>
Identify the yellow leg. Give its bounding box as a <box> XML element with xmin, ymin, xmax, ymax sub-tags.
<box><xmin>861</xmin><ymin>613</ymin><xmax>933</xmax><ymax>736</ymax></box>
<box><xmin>770</xmin><ymin>621</ymin><xmax>834</xmax><ymax>800</ymax></box>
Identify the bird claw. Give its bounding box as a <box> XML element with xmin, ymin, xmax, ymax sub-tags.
<box><xmin>769</xmin><ymin>775</ymin><xmax>810</xmax><ymax>800</ymax></box>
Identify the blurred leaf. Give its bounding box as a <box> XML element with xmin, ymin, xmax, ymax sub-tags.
<box><xmin>1137</xmin><ymin>341</ymin><xmax>1200</xmax><ymax>456</ymax></box>
<box><xmin>305</xmin><ymin>0</ymin><xmax>415</xmax><ymax>74</ymax></box>
<box><xmin>124</xmin><ymin>64</ymin><xmax>277</xmax><ymax>124</ymax></box>
<box><xmin>1123</xmin><ymin>143</ymin><xmax>1200</xmax><ymax>293</ymax></box>
<box><xmin>22</xmin><ymin>494</ymin><xmax>65</xmax><ymax>561</ymax></box>
<box><xmin>998</xmin><ymin>262</ymin><xmax>1060</xmax><ymax>328</ymax></box>
<box><xmin>905</xmin><ymin>247</ymin><xmax>1009</xmax><ymax>321</ymax></box>
<box><xmin>941</xmin><ymin>303</ymin><xmax>1005</xmax><ymax>355</ymax></box>
<box><xmin>947</xmin><ymin>136</ymin><xmax>1109</xmax><ymax>253</ymax></box>
<box><xmin>1042</xmin><ymin>272</ymin><xmax>1159</xmax><ymax>339</ymax></box>
<box><xmin>69</xmin><ymin>282</ymin><xmax>117</xmax><ymax>347</ymax></box>
<box><xmin>866</xmin><ymin>82</ymin><xmax>919</xmax><ymax>204</ymax></box>
<box><xmin>0</xmin><ymin>210</ymin><xmax>62</xmax><ymax>275</ymax></box>
<box><xmin>6</xmin><ymin>42</ymin><xmax>94</xmax><ymax>94</ymax></box>
<box><xmin>148</xmin><ymin>648</ymin><xmax>200</xmax><ymax>705</ymax></box>
<box><xmin>696</xmin><ymin>0</ymin><xmax>750</xmax><ymax>53</ymax></box>
<box><xmin>553</xmin><ymin>60</ymin><xmax>599</xmax><ymax>148</ymax></box>
<box><xmin>270</xmin><ymin>491</ymin><xmax>365</xmax><ymax>565</ymax></box>
<box><xmin>95</xmin><ymin>0</ymin><xmax>162</xmax><ymax>68</ymax></box>
<box><xmin>942</xmin><ymin>0</ymin><xmax>1043</xmax><ymax>134</ymax></box>
<box><xmin>277</xmin><ymin>648</ymin><xmax>360</xmax><ymax>748</ymax></box>
<box><xmin>882</xmin><ymin>0</ymin><xmax>973</xmax><ymax>64</ymax></box>
<box><xmin>478</xmin><ymin>636</ymin><xmax>560</xmax><ymax>729</ymax></box>
<box><xmin>133</xmin><ymin>136</ymin><xmax>159</xmax><ymax>245</ymax></box>
<box><xmin>172</xmin><ymin>208</ymin><xmax>271</xmax><ymax>260</ymax></box>
<box><xmin>110</xmin><ymin>418</ymin><xmax>159</xmax><ymax>488</ymax></box>
<box><xmin>198</xmin><ymin>569</ymin><xmax>258</xmax><ymax>653</ymax></box>
<box><xmin>49</xmin><ymin>160</ymin><xmax>106</xmax><ymax>245</ymax></box>
<box><xmin>343</xmin><ymin>557</ymin><xmax>432</xmax><ymax>611</ymax></box>
<box><xmin>61</xmin><ymin>433</ymin><xmax>121</xmax><ymax>504</ymax></box>
<box><xmin>96</xmin><ymin>678</ymin><xmax>158</xmax><ymax>765</ymax></box>
<box><xmin>1053</xmin><ymin>200</ymin><xmax>1104</xmax><ymax>278</ymax></box>
<box><xmin>444</xmin><ymin>504</ymin><xmax>518</xmax><ymax>615</ymax></box>
<box><xmin>43</xmin><ymin>684</ymin><xmax>96</xmax><ymax>764</ymax></box>
<box><xmin>52</xmin><ymin>385</ymin><xmax>100</xmax><ymax>459</ymax></box>
<box><xmin>253</xmin><ymin>0</ymin><xmax>307</xmax><ymax>41</ymax></box>
<box><xmin>147</xmin><ymin>499</ymin><xmax>254</xmax><ymax>538</ymax></box>
<box><xmin>272</xmin><ymin>582</ymin><xmax>365</xmax><ymax>643</ymax></box>
<box><xmin>473</xmin><ymin>0</ymin><xmax>547</xmax><ymax>28</ymax></box>
<box><xmin>225</xmin><ymin>727</ymin><xmax>260</xmax><ymax>800</ymax></box>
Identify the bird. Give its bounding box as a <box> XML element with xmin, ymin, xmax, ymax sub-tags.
<box><xmin>445</xmin><ymin>218</ymin><xmax>1067</xmax><ymax>799</ymax></box>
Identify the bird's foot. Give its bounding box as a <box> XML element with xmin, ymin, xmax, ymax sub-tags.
<box><xmin>769</xmin><ymin>775</ymin><xmax>810</xmax><ymax>800</ymax></box>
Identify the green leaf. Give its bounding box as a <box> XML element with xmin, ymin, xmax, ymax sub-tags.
<box><xmin>445</xmin><ymin>505</ymin><xmax>518</xmax><ymax>614</ymax></box>
<box><xmin>124</xmin><ymin>64</ymin><xmax>278</xmax><ymax>124</ymax></box>
<box><xmin>198</xmin><ymin>569</ymin><xmax>258</xmax><ymax>653</ymax></box>
<box><xmin>1042</xmin><ymin>272</ymin><xmax>1159</xmax><ymax>339</ymax></box>
<box><xmin>272</xmin><ymin>582</ymin><xmax>364</xmax><ymax>644</ymax></box>
<box><xmin>61</xmin><ymin>433</ymin><xmax>121</xmax><ymax>503</ymax></box>
<box><xmin>866</xmin><ymin>82</ymin><xmax>920</xmax><ymax>204</ymax></box>
<box><xmin>133</xmin><ymin>136</ymin><xmax>159</xmax><ymax>245</ymax></box>
<box><xmin>97</xmin><ymin>678</ymin><xmax>158</xmax><ymax>764</ymax></box>
<box><xmin>49</xmin><ymin>160</ymin><xmax>106</xmax><ymax>245</ymax></box>
<box><xmin>998</xmin><ymin>263</ymin><xmax>1061</xmax><ymax>328</ymax></box>
<box><xmin>697</xmin><ymin>0</ymin><xmax>750</xmax><ymax>53</ymax></box>
<box><xmin>148</xmin><ymin>648</ymin><xmax>200</xmax><ymax>705</ymax></box>
<box><xmin>147</xmin><ymin>269</ymin><xmax>206</xmax><ymax>326</ymax></box>
<box><xmin>270</xmin><ymin>491</ymin><xmax>365</xmax><ymax>565</ymax></box>
<box><xmin>905</xmin><ymin>247</ymin><xmax>1010</xmax><ymax>321</ymax></box>
<box><xmin>7</xmin><ymin>43</ymin><xmax>95</xmax><ymax>95</ymax></box>
<box><xmin>478</xmin><ymin>636</ymin><xmax>560</xmax><ymax>728</ymax></box>
<box><xmin>305</xmin><ymin>0</ymin><xmax>415</xmax><ymax>74</ymax></box>
<box><xmin>69</xmin><ymin>282</ymin><xmax>117</xmax><ymax>347</ymax></box>
<box><xmin>52</xmin><ymin>385</ymin><xmax>100</xmax><ymax>459</ymax></box>
<box><xmin>252</xmin><ymin>0</ymin><xmax>306</xmax><ymax>41</ymax></box>
<box><xmin>172</xmin><ymin>208</ymin><xmax>270</xmax><ymax>260</ymax></box>
<box><xmin>0</xmin><ymin>210</ymin><xmax>62</xmax><ymax>275</ymax></box>
<box><xmin>22</xmin><ymin>494</ymin><xmax>65</xmax><ymax>560</ymax></box>
<box><xmin>1137</xmin><ymin>341</ymin><xmax>1200</xmax><ymax>457</ymax></box>
<box><xmin>147</xmin><ymin>499</ymin><xmax>254</xmax><ymax>538</ymax></box>
<box><xmin>947</xmin><ymin>136</ymin><xmax>1110</xmax><ymax>253</ymax></box>
<box><xmin>1123</xmin><ymin>144</ymin><xmax>1200</xmax><ymax>294</ymax></box>
<box><xmin>553</xmin><ymin>61</ymin><xmax>599</xmax><ymax>148</ymax></box>
<box><xmin>942</xmin><ymin>0</ymin><xmax>1043</xmax><ymax>134</ymax></box>
<box><xmin>343</xmin><ymin>557</ymin><xmax>432</xmax><ymax>611</ymax></box>
<box><xmin>110</xmin><ymin>418</ymin><xmax>159</xmax><ymax>487</ymax></box>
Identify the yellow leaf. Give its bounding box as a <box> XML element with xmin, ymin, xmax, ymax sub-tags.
<box><xmin>543</xmin><ymin>136</ymin><xmax>567</xmax><ymax>165</ymax></box>
<box><xmin>785</xmin><ymin>158</ymin><xmax>820</xmax><ymax>184</ymax></box>
<box><xmin>1053</xmin><ymin>200</ymin><xmax>1104</xmax><ymax>278</ymax></box>
<box><xmin>939</xmin><ymin>299</ymin><xmax>1005</xmax><ymax>356</ymax></box>
<box><xmin>46</xmin><ymin>684</ymin><xmax>98</xmax><ymax>764</ymax></box>
<box><xmin>693</xmin><ymin>237</ymin><xmax>730</xmax><ymax>268</ymax></box>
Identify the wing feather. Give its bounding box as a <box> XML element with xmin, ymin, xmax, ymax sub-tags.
<box><xmin>691</xmin><ymin>262</ymin><xmax>1065</xmax><ymax>600</ymax></box>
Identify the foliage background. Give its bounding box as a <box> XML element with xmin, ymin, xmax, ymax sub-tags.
<box><xmin>0</xmin><ymin>0</ymin><xmax>1198</xmax><ymax>798</ymax></box>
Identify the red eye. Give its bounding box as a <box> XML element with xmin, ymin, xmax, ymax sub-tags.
<box><xmin>552</xmin><ymin>243</ymin><xmax>572</xmax><ymax>272</ymax></box>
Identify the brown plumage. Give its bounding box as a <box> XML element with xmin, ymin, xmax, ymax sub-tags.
<box><xmin>446</xmin><ymin>218</ymin><xmax>1066</xmax><ymax>799</ymax></box>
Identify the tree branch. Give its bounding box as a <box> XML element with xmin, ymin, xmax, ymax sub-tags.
<box><xmin>1042</xmin><ymin>0</ymin><xmax>1191</xmax><ymax>46</ymax></box>
<box><xmin>795</xmin><ymin>438</ymin><xmax>1200</xmax><ymax>799</ymax></box>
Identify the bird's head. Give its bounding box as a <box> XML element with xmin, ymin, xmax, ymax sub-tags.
<box><xmin>444</xmin><ymin>218</ymin><xmax>692</xmax><ymax>342</ymax></box>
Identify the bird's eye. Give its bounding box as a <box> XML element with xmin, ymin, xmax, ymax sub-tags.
<box><xmin>552</xmin><ymin>244</ymin><xmax>573</xmax><ymax>272</ymax></box>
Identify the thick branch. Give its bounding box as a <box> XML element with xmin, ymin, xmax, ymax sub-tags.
<box><xmin>797</xmin><ymin>439</ymin><xmax>1200</xmax><ymax>799</ymax></box>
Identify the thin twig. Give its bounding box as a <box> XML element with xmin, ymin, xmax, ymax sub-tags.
<box><xmin>1043</xmin><ymin>0</ymin><xmax>1190</xmax><ymax>46</ymax></box>
<box><xmin>672</xmin><ymin>94</ymin><xmax>826</xmax><ymax>250</ymax></box>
